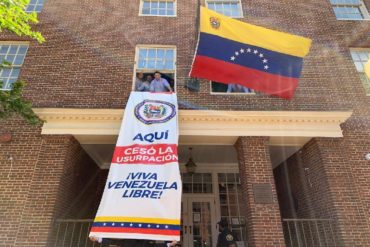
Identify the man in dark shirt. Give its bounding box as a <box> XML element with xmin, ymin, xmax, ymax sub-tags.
<box><xmin>216</xmin><ymin>219</ymin><xmax>237</xmax><ymax>247</ymax></box>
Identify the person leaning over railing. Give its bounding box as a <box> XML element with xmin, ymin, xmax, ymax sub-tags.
<box><xmin>135</xmin><ymin>72</ymin><xmax>150</xmax><ymax>92</ymax></box>
<box><xmin>150</xmin><ymin>71</ymin><xmax>173</xmax><ymax>93</ymax></box>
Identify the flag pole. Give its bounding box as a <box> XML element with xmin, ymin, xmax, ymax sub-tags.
<box><xmin>188</xmin><ymin>0</ymin><xmax>201</xmax><ymax>78</ymax></box>
<box><xmin>195</xmin><ymin>0</ymin><xmax>201</xmax><ymax>39</ymax></box>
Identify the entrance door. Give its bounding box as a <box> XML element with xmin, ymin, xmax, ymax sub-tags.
<box><xmin>181</xmin><ymin>197</ymin><xmax>216</xmax><ymax>247</ymax></box>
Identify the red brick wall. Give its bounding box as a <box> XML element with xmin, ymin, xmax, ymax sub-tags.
<box><xmin>0</xmin><ymin>118</ymin><xmax>44</xmax><ymax>247</ymax></box>
<box><xmin>0</xmin><ymin>117</ymin><xmax>103</xmax><ymax>247</ymax></box>
<box><xmin>1</xmin><ymin>0</ymin><xmax>370</xmax><ymax>246</ymax></box>
<box><xmin>341</xmin><ymin>122</ymin><xmax>370</xmax><ymax>226</ymax></box>
<box><xmin>235</xmin><ymin>137</ymin><xmax>285</xmax><ymax>247</ymax></box>
<box><xmin>51</xmin><ymin>137</ymin><xmax>103</xmax><ymax>220</ymax></box>
<box><xmin>0</xmin><ymin>0</ymin><xmax>368</xmax><ymax>111</ymax></box>
<box><xmin>274</xmin><ymin>154</ymin><xmax>315</xmax><ymax>220</ymax></box>
<box><xmin>274</xmin><ymin>136</ymin><xmax>370</xmax><ymax>246</ymax></box>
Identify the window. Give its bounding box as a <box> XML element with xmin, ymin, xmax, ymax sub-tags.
<box><xmin>25</xmin><ymin>0</ymin><xmax>45</xmax><ymax>13</ymax></box>
<box><xmin>330</xmin><ymin>0</ymin><xmax>370</xmax><ymax>20</ymax></box>
<box><xmin>206</xmin><ymin>0</ymin><xmax>243</xmax><ymax>18</ymax></box>
<box><xmin>182</xmin><ymin>173</ymin><xmax>213</xmax><ymax>193</ymax></box>
<box><xmin>211</xmin><ymin>81</ymin><xmax>255</xmax><ymax>94</ymax></box>
<box><xmin>350</xmin><ymin>49</ymin><xmax>370</xmax><ymax>94</ymax></box>
<box><xmin>140</xmin><ymin>0</ymin><xmax>176</xmax><ymax>16</ymax></box>
<box><xmin>218</xmin><ymin>173</ymin><xmax>247</xmax><ymax>245</ymax></box>
<box><xmin>134</xmin><ymin>46</ymin><xmax>176</xmax><ymax>92</ymax></box>
<box><xmin>0</xmin><ymin>44</ymin><xmax>29</xmax><ymax>90</ymax></box>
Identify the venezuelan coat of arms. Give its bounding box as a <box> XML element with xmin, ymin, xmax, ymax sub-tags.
<box><xmin>134</xmin><ymin>100</ymin><xmax>176</xmax><ymax>125</ymax></box>
<box><xmin>210</xmin><ymin>17</ymin><xmax>221</xmax><ymax>29</ymax></box>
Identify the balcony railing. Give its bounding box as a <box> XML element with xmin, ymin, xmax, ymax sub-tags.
<box><xmin>54</xmin><ymin>219</ymin><xmax>101</xmax><ymax>247</ymax></box>
<box><xmin>54</xmin><ymin>218</ymin><xmax>339</xmax><ymax>247</ymax></box>
<box><xmin>53</xmin><ymin>219</ymin><xmax>173</xmax><ymax>247</ymax></box>
<box><xmin>282</xmin><ymin>218</ymin><xmax>338</xmax><ymax>247</ymax></box>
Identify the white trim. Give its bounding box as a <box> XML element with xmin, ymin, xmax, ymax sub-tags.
<box><xmin>359</xmin><ymin>0</ymin><xmax>370</xmax><ymax>19</ymax></box>
<box><xmin>0</xmin><ymin>43</ymin><xmax>29</xmax><ymax>91</ymax></box>
<box><xmin>205</xmin><ymin>0</ymin><xmax>244</xmax><ymax>18</ymax></box>
<box><xmin>33</xmin><ymin>108</ymin><xmax>352</xmax><ymax>140</ymax></box>
<box><xmin>0</xmin><ymin>41</ymin><xmax>30</xmax><ymax>45</ymax></box>
<box><xmin>349</xmin><ymin>49</ymin><xmax>370</xmax><ymax>94</ymax></box>
<box><xmin>350</xmin><ymin>47</ymin><xmax>370</xmax><ymax>52</ymax></box>
<box><xmin>336</xmin><ymin>18</ymin><xmax>370</xmax><ymax>20</ymax></box>
<box><xmin>180</xmin><ymin>168</ymin><xmax>247</xmax><ymax>245</ymax></box>
<box><xmin>133</xmin><ymin>45</ymin><xmax>177</xmax><ymax>92</ymax></box>
<box><xmin>25</xmin><ymin>0</ymin><xmax>45</xmax><ymax>13</ymax></box>
<box><xmin>0</xmin><ymin>43</ymin><xmax>29</xmax><ymax>66</ymax></box>
<box><xmin>138</xmin><ymin>0</ymin><xmax>177</xmax><ymax>17</ymax></box>
<box><xmin>349</xmin><ymin>49</ymin><xmax>369</xmax><ymax>72</ymax></box>
<box><xmin>331</xmin><ymin>0</ymin><xmax>370</xmax><ymax>20</ymax></box>
<box><xmin>181</xmin><ymin>195</ymin><xmax>218</xmax><ymax>246</ymax></box>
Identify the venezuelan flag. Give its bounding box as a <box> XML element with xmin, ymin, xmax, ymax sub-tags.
<box><xmin>365</xmin><ymin>60</ymin><xmax>370</xmax><ymax>78</ymax></box>
<box><xmin>190</xmin><ymin>7</ymin><xmax>312</xmax><ymax>99</ymax></box>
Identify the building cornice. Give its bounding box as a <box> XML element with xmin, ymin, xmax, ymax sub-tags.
<box><xmin>33</xmin><ymin>108</ymin><xmax>352</xmax><ymax>143</ymax></box>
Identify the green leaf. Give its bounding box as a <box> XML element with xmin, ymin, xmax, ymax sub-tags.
<box><xmin>0</xmin><ymin>80</ymin><xmax>44</xmax><ymax>125</ymax></box>
<box><xmin>0</xmin><ymin>0</ymin><xmax>45</xmax><ymax>43</ymax></box>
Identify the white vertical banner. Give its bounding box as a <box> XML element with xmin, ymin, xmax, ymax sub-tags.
<box><xmin>90</xmin><ymin>92</ymin><xmax>182</xmax><ymax>241</ymax></box>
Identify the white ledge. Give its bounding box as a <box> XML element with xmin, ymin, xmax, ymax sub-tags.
<box><xmin>33</xmin><ymin>108</ymin><xmax>352</xmax><ymax>144</ymax></box>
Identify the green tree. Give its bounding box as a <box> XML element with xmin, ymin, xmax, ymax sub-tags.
<box><xmin>0</xmin><ymin>0</ymin><xmax>44</xmax><ymax>43</ymax></box>
<box><xmin>0</xmin><ymin>80</ymin><xmax>42</xmax><ymax>125</ymax></box>
<box><xmin>0</xmin><ymin>0</ymin><xmax>45</xmax><ymax>125</ymax></box>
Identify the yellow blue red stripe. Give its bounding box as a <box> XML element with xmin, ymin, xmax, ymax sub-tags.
<box><xmin>197</xmin><ymin>32</ymin><xmax>304</xmax><ymax>78</ymax></box>
<box><xmin>92</xmin><ymin>222</ymin><xmax>180</xmax><ymax>231</ymax></box>
<box><xmin>190</xmin><ymin>7</ymin><xmax>312</xmax><ymax>99</ymax></box>
<box><xmin>199</xmin><ymin>7</ymin><xmax>311</xmax><ymax>57</ymax></box>
<box><xmin>90</xmin><ymin>218</ymin><xmax>180</xmax><ymax>236</ymax></box>
<box><xmin>94</xmin><ymin>217</ymin><xmax>180</xmax><ymax>225</ymax></box>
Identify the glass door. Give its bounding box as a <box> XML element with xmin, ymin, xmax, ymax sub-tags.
<box><xmin>181</xmin><ymin>197</ymin><xmax>216</xmax><ymax>247</ymax></box>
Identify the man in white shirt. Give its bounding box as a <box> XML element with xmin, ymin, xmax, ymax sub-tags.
<box><xmin>150</xmin><ymin>71</ymin><xmax>173</xmax><ymax>93</ymax></box>
<box><xmin>135</xmin><ymin>72</ymin><xmax>150</xmax><ymax>92</ymax></box>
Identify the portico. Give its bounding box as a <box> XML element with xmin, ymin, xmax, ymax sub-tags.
<box><xmin>33</xmin><ymin>108</ymin><xmax>351</xmax><ymax>247</ymax></box>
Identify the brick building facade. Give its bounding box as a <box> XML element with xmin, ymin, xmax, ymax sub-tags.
<box><xmin>1</xmin><ymin>0</ymin><xmax>370</xmax><ymax>246</ymax></box>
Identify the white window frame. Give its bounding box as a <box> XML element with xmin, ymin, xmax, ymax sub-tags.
<box><xmin>0</xmin><ymin>42</ymin><xmax>29</xmax><ymax>91</ymax></box>
<box><xmin>209</xmin><ymin>81</ymin><xmax>256</xmax><ymax>95</ymax></box>
<box><xmin>133</xmin><ymin>45</ymin><xmax>177</xmax><ymax>91</ymax></box>
<box><xmin>205</xmin><ymin>0</ymin><xmax>244</xmax><ymax>18</ymax></box>
<box><xmin>349</xmin><ymin>48</ymin><xmax>370</xmax><ymax>95</ymax></box>
<box><xmin>139</xmin><ymin>0</ymin><xmax>177</xmax><ymax>17</ymax></box>
<box><xmin>25</xmin><ymin>0</ymin><xmax>46</xmax><ymax>13</ymax></box>
<box><xmin>330</xmin><ymin>0</ymin><xmax>370</xmax><ymax>20</ymax></box>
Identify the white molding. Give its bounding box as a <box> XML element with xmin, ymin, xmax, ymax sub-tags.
<box><xmin>0</xmin><ymin>41</ymin><xmax>30</xmax><ymax>45</ymax></box>
<box><xmin>33</xmin><ymin>108</ymin><xmax>352</xmax><ymax>145</ymax></box>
